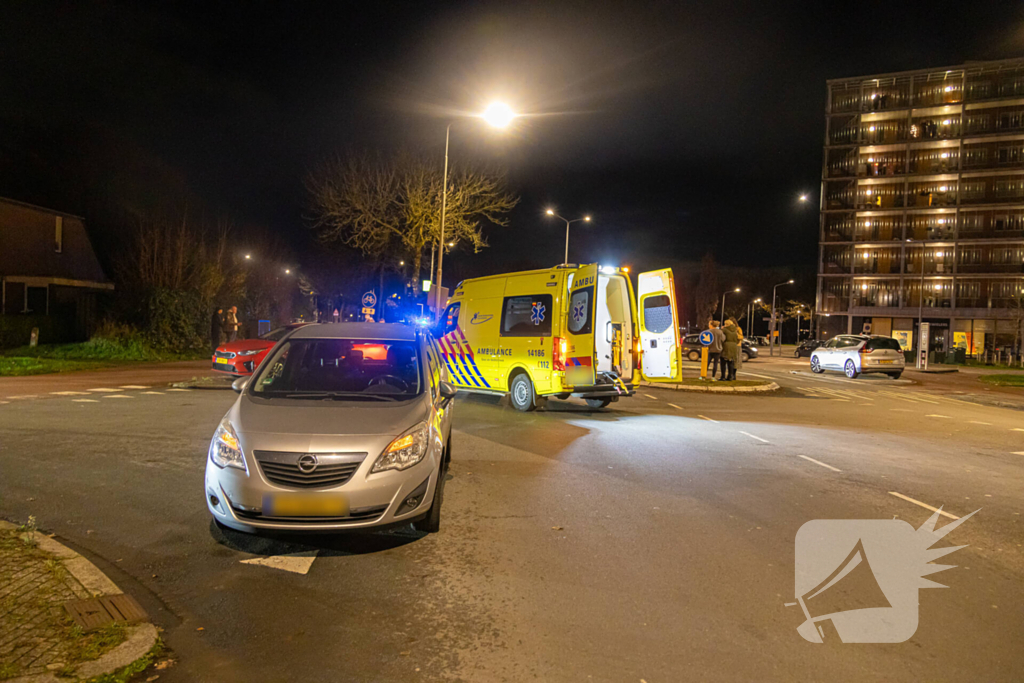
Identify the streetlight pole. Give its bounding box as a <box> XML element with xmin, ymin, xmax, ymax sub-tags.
<box><xmin>770</xmin><ymin>279</ymin><xmax>795</xmax><ymax>357</ymax></box>
<box><xmin>546</xmin><ymin>210</ymin><xmax>591</xmax><ymax>265</ymax></box>
<box><xmin>720</xmin><ymin>287</ymin><xmax>740</xmax><ymax>323</ymax></box>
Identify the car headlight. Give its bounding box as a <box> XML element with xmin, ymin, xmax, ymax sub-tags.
<box><xmin>372</xmin><ymin>422</ymin><xmax>429</xmax><ymax>473</ymax></box>
<box><xmin>209</xmin><ymin>418</ymin><xmax>247</xmax><ymax>471</ymax></box>
<box><xmin>236</xmin><ymin>349</ymin><xmax>261</xmax><ymax>356</ymax></box>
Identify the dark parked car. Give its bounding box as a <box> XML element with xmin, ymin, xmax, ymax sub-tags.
<box><xmin>794</xmin><ymin>340</ymin><xmax>824</xmax><ymax>358</ymax></box>
<box><xmin>683</xmin><ymin>334</ymin><xmax>758</xmax><ymax>362</ymax></box>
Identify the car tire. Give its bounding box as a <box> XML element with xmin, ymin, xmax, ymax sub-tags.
<box><xmin>509</xmin><ymin>373</ymin><xmax>538</xmax><ymax>412</ymax></box>
<box><xmin>742</xmin><ymin>351</ymin><xmax>750</xmax><ymax>363</ymax></box>
<box><xmin>413</xmin><ymin>445</ymin><xmax>448</xmax><ymax>534</ymax></box>
<box><xmin>888</xmin><ymin>371</ymin><xmax>903</xmax><ymax>380</ymax></box>
<box><xmin>794</xmin><ymin>350</ymin><xmax>800</xmax><ymax>358</ymax></box>
<box><xmin>585</xmin><ymin>398</ymin><xmax>612</xmax><ymax>409</ymax></box>
<box><xmin>687</xmin><ymin>350</ymin><xmax>700</xmax><ymax>362</ymax></box>
<box><xmin>810</xmin><ymin>356</ymin><xmax>823</xmax><ymax>374</ymax></box>
<box><xmin>844</xmin><ymin>359</ymin><xmax>859</xmax><ymax>379</ymax></box>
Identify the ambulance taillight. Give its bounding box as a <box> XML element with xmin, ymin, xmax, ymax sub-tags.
<box><xmin>553</xmin><ymin>336</ymin><xmax>567</xmax><ymax>372</ymax></box>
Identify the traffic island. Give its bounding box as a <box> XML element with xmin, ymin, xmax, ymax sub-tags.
<box><xmin>0</xmin><ymin>519</ymin><xmax>160</xmax><ymax>683</ymax></box>
<box><xmin>640</xmin><ymin>378</ymin><xmax>779</xmax><ymax>393</ymax></box>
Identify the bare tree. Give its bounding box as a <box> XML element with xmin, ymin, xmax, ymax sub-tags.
<box><xmin>306</xmin><ymin>152</ymin><xmax>518</xmax><ymax>293</ymax></box>
<box><xmin>693</xmin><ymin>253</ymin><xmax>719</xmax><ymax>327</ymax></box>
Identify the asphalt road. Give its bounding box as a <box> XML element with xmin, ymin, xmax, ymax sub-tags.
<box><xmin>1</xmin><ymin>364</ymin><xmax>1022</xmax><ymax>682</ymax></box>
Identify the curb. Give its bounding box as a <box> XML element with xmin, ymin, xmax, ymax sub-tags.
<box><xmin>640</xmin><ymin>380</ymin><xmax>780</xmax><ymax>393</ymax></box>
<box><xmin>0</xmin><ymin>520</ymin><xmax>159</xmax><ymax>683</ymax></box>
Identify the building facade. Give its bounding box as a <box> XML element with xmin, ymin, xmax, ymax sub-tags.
<box><xmin>0</xmin><ymin>197</ymin><xmax>113</xmax><ymax>344</ymax></box>
<box><xmin>817</xmin><ymin>57</ymin><xmax>1024</xmax><ymax>357</ymax></box>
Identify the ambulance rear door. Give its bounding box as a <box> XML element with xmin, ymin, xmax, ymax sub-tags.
<box><xmin>563</xmin><ymin>264</ymin><xmax>598</xmax><ymax>387</ymax></box>
<box><xmin>637</xmin><ymin>268</ymin><xmax>682</xmax><ymax>382</ymax></box>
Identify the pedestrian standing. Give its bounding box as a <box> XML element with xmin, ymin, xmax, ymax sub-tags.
<box><xmin>730</xmin><ymin>318</ymin><xmax>744</xmax><ymax>374</ymax></box>
<box><xmin>226</xmin><ymin>306</ymin><xmax>239</xmax><ymax>342</ymax></box>
<box><xmin>210</xmin><ymin>308</ymin><xmax>224</xmax><ymax>354</ymax></box>
<box><xmin>721</xmin><ymin>320</ymin><xmax>740</xmax><ymax>381</ymax></box>
<box><xmin>704</xmin><ymin>320</ymin><xmax>724</xmax><ymax>380</ymax></box>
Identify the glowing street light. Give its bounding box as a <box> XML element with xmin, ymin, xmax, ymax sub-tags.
<box><xmin>799</xmin><ymin>194</ymin><xmax>809</xmax><ymax>202</ymax></box>
<box><xmin>284</xmin><ymin>268</ymin><xmax>291</xmax><ymax>275</ymax></box>
<box><xmin>720</xmin><ymin>287</ymin><xmax>740</xmax><ymax>322</ymax></box>
<box><xmin>244</xmin><ymin>254</ymin><xmax>252</xmax><ymax>260</ymax></box>
<box><xmin>546</xmin><ymin>209</ymin><xmax>591</xmax><ymax>264</ymax></box>
<box><xmin>433</xmin><ymin>101</ymin><xmax>518</xmax><ymax>319</ymax></box>
<box><xmin>770</xmin><ymin>279</ymin><xmax>795</xmax><ymax>356</ymax></box>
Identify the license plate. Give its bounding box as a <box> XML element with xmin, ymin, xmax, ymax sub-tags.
<box><xmin>262</xmin><ymin>493</ymin><xmax>348</xmax><ymax>517</ymax></box>
<box><xmin>877</xmin><ymin>360</ymin><xmax>895</xmax><ymax>365</ymax></box>
<box><xmin>216</xmin><ymin>358</ymin><xmax>232</xmax><ymax>365</ymax></box>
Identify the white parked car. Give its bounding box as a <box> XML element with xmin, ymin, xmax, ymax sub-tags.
<box><xmin>810</xmin><ymin>335</ymin><xmax>906</xmax><ymax>379</ymax></box>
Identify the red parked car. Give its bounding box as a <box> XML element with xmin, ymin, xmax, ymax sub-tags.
<box><xmin>211</xmin><ymin>323</ymin><xmax>310</xmax><ymax>376</ymax></box>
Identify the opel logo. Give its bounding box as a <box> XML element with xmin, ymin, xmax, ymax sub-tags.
<box><xmin>297</xmin><ymin>454</ymin><xmax>318</xmax><ymax>473</ymax></box>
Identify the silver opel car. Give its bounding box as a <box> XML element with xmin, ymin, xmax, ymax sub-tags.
<box><xmin>205</xmin><ymin>323</ymin><xmax>456</xmax><ymax>534</ymax></box>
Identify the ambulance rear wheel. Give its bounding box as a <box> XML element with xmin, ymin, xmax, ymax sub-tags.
<box><xmin>509</xmin><ymin>373</ymin><xmax>538</xmax><ymax>412</ymax></box>
<box><xmin>585</xmin><ymin>398</ymin><xmax>612</xmax><ymax>409</ymax></box>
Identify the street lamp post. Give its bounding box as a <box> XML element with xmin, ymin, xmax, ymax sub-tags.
<box><xmin>545</xmin><ymin>210</ymin><xmax>591</xmax><ymax>265</ymax></box>
<box><xmin>720</xmin><ymin>287</ymin><xmax>740</xmax><ymax>323</ymax></box>
<box><xmin>770</xmin><ymin>279</ymin><xmax>795</xmax><ymax>357</ymax></box>
<box><xmin>747</xmin><ymin>298</ymin><xmax>762</xmax><ymax>336</ymax></box>
<box><xmin>433</xmin><ymin>102</ymin><xmax>516</xmax><ymax>320</ymax></box>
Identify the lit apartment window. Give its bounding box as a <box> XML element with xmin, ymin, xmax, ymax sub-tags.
<box><xmin>55</xmin><ymin>216</ymin><xmax>63</xmax><ymax>253</ymax></box>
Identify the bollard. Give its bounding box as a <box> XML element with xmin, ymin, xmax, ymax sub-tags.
<box><xmin>29</xmin><ymin>327</ymin><xmax>39</xmax><ymax>347</ymax></box>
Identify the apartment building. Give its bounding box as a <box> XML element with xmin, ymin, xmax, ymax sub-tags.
<box><xmin>817</xmin><ymin>57</ymin><xmax>1024</xmax><ymax>356</ymax></box>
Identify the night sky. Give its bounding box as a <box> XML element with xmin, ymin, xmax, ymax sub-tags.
<box><xmin>3</xmin><ymin>1</ymin><xmax>1023</xmax><ymax>290</ymax></box>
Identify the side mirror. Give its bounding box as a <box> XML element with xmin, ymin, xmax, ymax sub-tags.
<box><xmin>231</xmin><ymin>377</ymin><xmax>249</xmax><ymax>393</ymax></box>
<box><xmin>438</xmin><ymin>380</ymin><xmax>457</xmax><ymax>407</ymax></box>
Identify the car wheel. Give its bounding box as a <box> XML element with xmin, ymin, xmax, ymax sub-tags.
<box><xmin>585</xmin><ymin>398</ymin><xmax>612</xmax><ymax>409</ymax></box>
<box><xmin>888</xmin><ymin>371</ymin><xmax>902</xmax><ymax>380</ymax></box>
<box><xmin>844</xmin><ymin>359</ymin><xmax>859</xmax><ymax>379</ymax></box>
<box><xmin>413</xmin><ymin>444</ymin><xmax>448</xmax><ymax>534</ymax></box>
<box><xmin>509</xmin><ymin>373</ymin><xmax>537</xmax><ymax>412</ymax></box>
<box><xmin>687</xmin><ymin>350</ymin><xmax>700</xmax><ymax>362</ymax></box>
<box><xmin>810</xmin><ymin>356</ymin><xmax>823</xmax><ymax>374</ymax></box>
<box><xmin>742</xmin><ymin>351</ymin><xmax>750</xmax><ymax>363</ymax></box>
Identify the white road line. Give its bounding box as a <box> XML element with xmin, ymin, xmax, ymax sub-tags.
<box><xmin>88</xmin><ymin>388</ymin><xmax>122</xmax><ymax>393</ymax></box>
<box><xmin>1013</xmin><ymin>452</ymin><xmax>1024</xmax><ymax>456</ymax></box>
<box><xmin>926</xmin><ymin>414</ymin><xmax>951</xmax><ymax>419</ymax></box>
<box><xmin>933</xmin><ymin>395</ymin><xmax>984</xmax><ymax>407</ymax></box>
<box><xmin>6</xmin><ymin>395</ymin><xmax>39</xmax><ymax>399</ymax></box>
<box><xmin>797</xmin><ymin>455</ymin><xmax>842</xmax><ymax>472</ymax></box>
<box><xmin>739</xmin><ymin>372</ymin><xmax>775</xmax><ymax>380</ymax></box>
<box><xmin>141</xmin><ymin>391</ymin><xmax>165</xmax><ymax>395</ymax></box>
<box><xmin>72</xmin><ymin>399</ymin><xmax>100</xmax><ymax>403</ymax></box>
<box><xmin>240</xmin><ymin>550</ymin><xmax>318</xmax><ymax>574</ymax></box>
<box><xmin>102</xmin><ymin>394</ymin><xmax>134</xmax><ymax>399</ymax></box>
<box><xmin>739</xmin><ymin>431</ymin><xmax>770</xmax><ymax>444</ymax></box>
<box><xmin>969</xmin><ymin>420</ymin><xmax>991</xmax><ymax>425</ymax></box>
<box><xmin>667</xmin><ymin>403</ymin><xmax>683</xmax><ymax>410</ymax></box>
<box><xmin>166</xmin><ymin>388</ymin><xmax>191</xmax><ymax>392</ymax></box>
<box><xmin>50</xmin><ymin>391</ymin><xmax>90</xmax><ymax>396</ymax></box>
<box><xmin>1013</xmin><ymin>428</ymin><xmax>1024</xmax><ymax>433</ymax></box>
<box><xmin>697</xmin><ymin>415</ymin><xmax>718</xmax><ymax>423</ymax></box>
<box><xmin>0</xmin><ymin>401</ymin><xmax>9</xmax><ymax>405</ymax></box>
<box><xmin>644</xmin><ymin>393</ymin><xmax>658</xmax><ymax>400</ymax></box>
<box><xmin>889</xmin><ymin>492</ymin><xmax>959</xmax><ymax>520</ymax></box>
<box><xmin>119</xmin><ymin>385</ymin><xmax>150</xmax><ymax>389</ymax></box>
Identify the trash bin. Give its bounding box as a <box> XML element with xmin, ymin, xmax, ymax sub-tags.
<box><xmin>954</xmin><ymin>348</ymin><xmax>966</xmax><ymax>364</ymax></box>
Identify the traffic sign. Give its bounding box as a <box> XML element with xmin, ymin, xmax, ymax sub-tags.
<box><xmin>361</xmin><ymin>307</ymin><xmax>375</xmax><ymax>315</ymax></box>
<box><xmin>699</xmin><ymin>330</ymin><xmax>714</xmax><ymax>346</ymax></box>
<box><xmin>361</xmin><ymin>291</ymin><xmax>377</xmax><ymax>308</ymax></box>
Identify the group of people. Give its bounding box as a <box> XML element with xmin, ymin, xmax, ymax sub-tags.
<box><xmin>210</xmin><ymin>306</ymin><xmax>240</xmax><ymax>352</ymax></box>
<box><xmin>702</xmin><ymin>318</ymin><xmax>744</xmax><ymax>382</ymax></box>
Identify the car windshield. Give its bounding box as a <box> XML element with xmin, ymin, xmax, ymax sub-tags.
<box><xmin>260</xmin><ymin>327</ymin><xmax>291</xmax><ymax>342</ymax></box>
<box><xmin>866</xmin><ymin>337</ymin><xmax>902</xmax><ymax>352</ymax></box>
<box><xmin>251</xmin><ymin>338</ymin><xmax>422</xmax><ymax>400</ymax></box>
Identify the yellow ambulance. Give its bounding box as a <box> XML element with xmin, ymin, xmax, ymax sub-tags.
<box><xmin>434</xmin><ymin>264</ymin><xmax>683</xmax><ymax>411</ymax></box>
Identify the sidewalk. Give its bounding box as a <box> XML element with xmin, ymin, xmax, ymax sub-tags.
<box><xmin>0</xmin><ymin>361</ymin><xmax>212</xmax><ymax>402</ymax></box>
<box><xmin>0</xmin><ymin>520</ymin><xmax>159</xmax><ymax>682</ymax></box>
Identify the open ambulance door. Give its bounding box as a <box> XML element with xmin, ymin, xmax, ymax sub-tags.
<box><xmin>637</xmin><ymin>268</ymin><xmax>682</xmax><ymax>382</ymax></box>
<box><xmin>564</xmin><ymin>264</ymin><xmax>598</xmax><ymax>387</ymax></box>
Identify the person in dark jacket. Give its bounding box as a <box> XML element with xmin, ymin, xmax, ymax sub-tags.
<box><xmin>703</xmin><ymin>320</ymin><xmax>725</xmax><ymax>379</ymax></box>
<box><xmin>721</xmin><ymin>320</ymin><xmax>740</xmax><ymax>381</ymax></box>
<box><xmin>210</xmin><ymin>308</ymin><xmax>224</xmax><ymax>354</ymax></box>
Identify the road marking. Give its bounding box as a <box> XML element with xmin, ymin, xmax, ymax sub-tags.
<box><xmin>240</xmin><ymin>550</ymin><xmax>318</xmax><ymax>574</ymax></box>
<box><xmin>103</xmin><ymin>394</ymin><xmax>134</xmax><ymax>399</ymax></box>
<box><xmin>1013</xmin><ymin>428</ymin><xmax>1024</xmax><ymax>433</ymax></box>
<box><xmin>88</xmin><ymin>388</ymin><xmax>122</xmax><ymax>393</ymax></box>
<box><xmin>667</xmin><ymin>403</ymin><xmax>682</xmax><ymax>410</ymax></box>
<box><xmin>119</xmin><ymin>385</ymin><xmax>150</xmax><ymax>389</ymax></box>
<box><xmin>926</xmin><ymin>414</ymin><xmax>951</xmax><ymax>419</ymax></box>
<box><xmin>167</xmin><ymin>388</ymin><xmax>191</xmax><ymax>392</ymax></box>
<box><xmin>644</xmin><ymin>393</ymin><xmax>658</xmax><ymax>400</ymax></box>
<box><xmin>797</xmin><ymin>455</ymin><xmax>842</xmax><ymax>472</ymax></box>
<box><xmin>739</xmin><ymin>372</ymin><xmax>775</xmax><ymax>380</ymax></box>
<box><xmin>0</xmin><ymin>401</ymin><xmax>9</xmax><ymax>405</ymax></box>
<box><xmin>50</xmin><ymin>391</ymin><xmax>90</xmax><ymax>396</ymax></box>
<box><xmin>888</xmin><ymin>492</ymin><xmax>959</xmax><ymax>520</ymax></box>
<box><xmin>6</xmin><ymin>395</ymin><xmax>39</xmax><ymax>399</ymax></box>
<box><xmin>1013</xmin><ymin>452</ymin><xmax>1024</xmax><ymax>456</ymax></box>
<box><xmin>969</xmin><ymin>421</ymin><xmax>991</xmax><ymax>425</ymax></box>
<box><xmin>72</xmin><ymin>399</ymin><xmax>100</xmax><ymax>403</ymax></box>
<box><xmin>739</xmin><ymin>431</ymin><xmax>769</xmax><ymax>444</ymax></box>
<box><xmin>697</xmin><ymin>415</ymin><xmax>718</xmax><ymax>423</ymax></box>
<box><xmin>141</xmin><ymin>391</ymin><xmax>165</xmax><ymax>395</ymax></box>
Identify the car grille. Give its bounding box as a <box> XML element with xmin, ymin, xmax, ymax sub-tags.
<box><xmin>232</xmin><ymin>504</ymin><xmax>388</xmax><ymax>524</ymax></box>
<box><xmin>215</xmin><ymin>350</ymin><xmax>236</xmax><ymax>359</ymax></box>
<box><xmin>254</xmin><ymin>451</ymin><xmax>366</xmax><ymax>489</ymax></box>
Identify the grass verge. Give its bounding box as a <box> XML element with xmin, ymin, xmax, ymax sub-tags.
<box><xmin>1</xmin><ymin>338</ymin><xmax>207</xmax><ymax>376</ymax></box>
<box><xmin>0</xmin><ymin>357</ymin><xmax>116</xmax><ymax>377</ymax></box>
<box><xmin>82</xmin><ymin>639</ymin><xmax>165</xmax><ymax>683</ymax></box>
<box><xmin>978</xmin><ymin>374</ymin><xmax>1024</xmax><ymax>387</ymax></box>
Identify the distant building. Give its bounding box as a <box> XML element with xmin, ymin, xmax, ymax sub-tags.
<box><xmin>0</xmin><ymin>197</ymin><xmax>113</xmax><ymax>342</ymax></box>
<box><xmin>817</xmin><ymin>57</ymin><xmax>1024</xmax><ymax>356</ymax></box>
